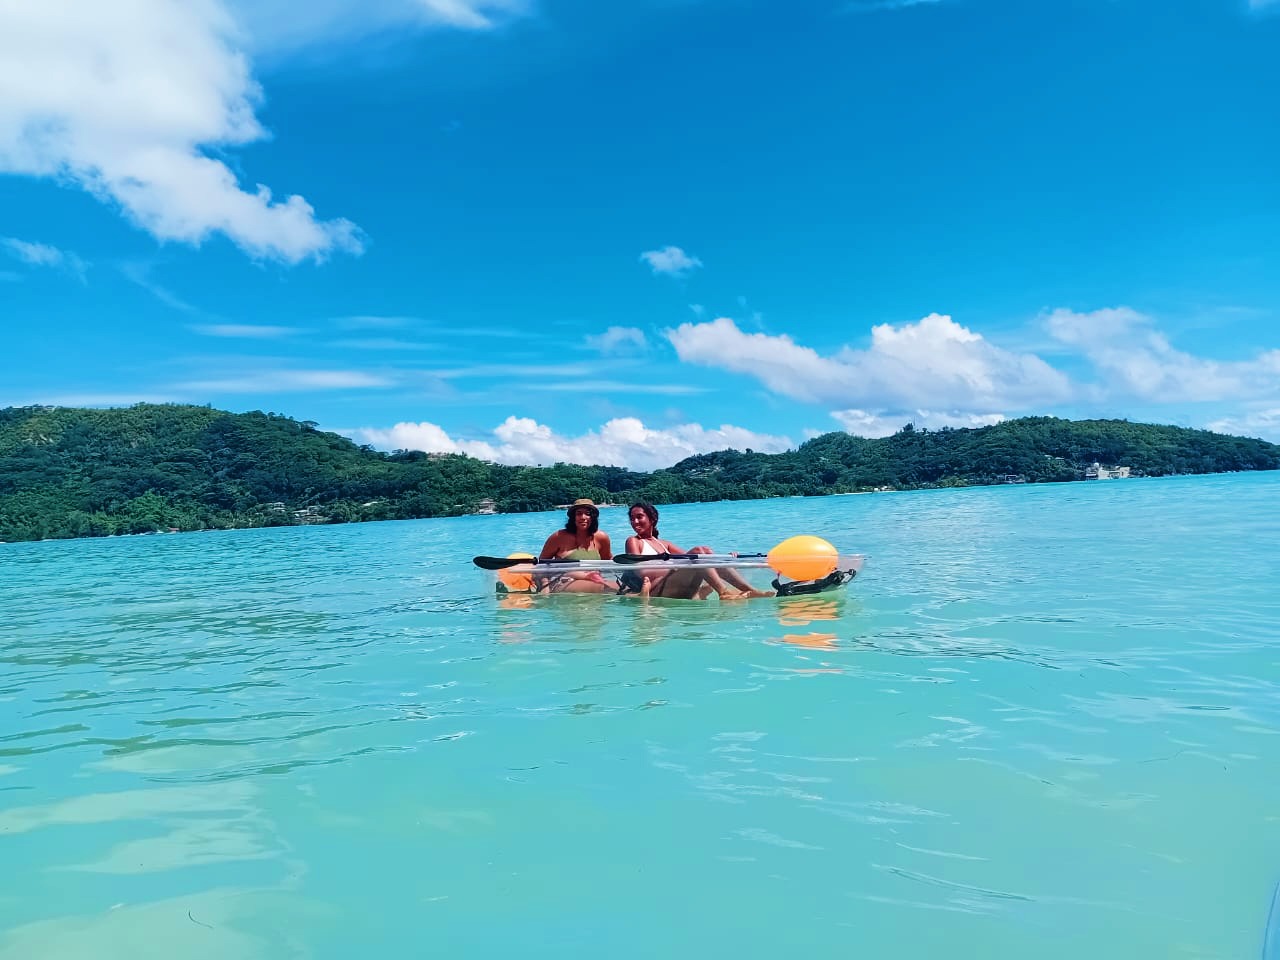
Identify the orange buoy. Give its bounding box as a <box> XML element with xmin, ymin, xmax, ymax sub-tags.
<box><xmin>497</xmin><ymin>552</ymin><xmax>535</xmax><ymax>591</ymax></box>
<box><xmin>767</xmin><ymin>535</ymin><xmax>838</xmax><ymax>582</ymax></box>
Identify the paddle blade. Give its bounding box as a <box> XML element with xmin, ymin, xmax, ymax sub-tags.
<box><xmin>473</xmin><ymin>555</ymin><xmax>531</xmax><ymax>570</ymax></box>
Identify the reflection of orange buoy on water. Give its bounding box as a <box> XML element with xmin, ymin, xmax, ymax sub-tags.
<box><xmin>777</xmin><ymin>597</ymin><xmax>840</xmax><ymax>626</ymax></box>
<box><xmin>776</xmin><ymin>632</ymin><xmax>839</xmax><ymax>649</ymax></box>
<box><xmin>767</xmin><ymin>535</ymin><xmax>838</xmax><ymax>582</ymax></box>
<box><xmin>497</xmin><ymin>553</ymin><xmax>535</xmax><ymax>591</ymax></box>
<box><xmin>498</xmin><ymin>595</ymin><xmax>536</xmax><ymax>611</ymax></box>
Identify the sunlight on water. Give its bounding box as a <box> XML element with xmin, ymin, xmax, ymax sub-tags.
<box><xmin>2</xmin><ymin>473</ymin><xmax>1279</xmax><ymax>958</ymax></box>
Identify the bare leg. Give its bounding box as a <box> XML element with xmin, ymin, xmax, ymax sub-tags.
<box><xmin>716</xmin><ymin>567</ymin><xmax>773</xmax><ymax>597</ymax></box>
<box><xmin>687</xmin><ymin>545</ymin><xmax>774</xmax><ymax>598</ymax></box>
<box><xmin>649</xmin><ymin>568</ymin><xmax>706</xmax><ymax>599</ymax></box>
<box><xmin>537</xmin><ymin>573</ymin><xmax>612</xmax><ymax>594</ymax></box>
<box><xmin>685</xmin><ymin>546</ymin><xmax>741</xmax><ymax>593</ymax></box>
<box><xmin>700</xmin><ymin>567</ymin><xmax>748</xmax><ymax>600</ymax></box>
<box><xmin>560</xmin><ymin>579</ymin><xmax>611</xmax><ymax>594</ymax></box>
<box><xmin>650</xmin><ymin>568</ymin><xmax>734</xmax><ymax>600</ymax></box>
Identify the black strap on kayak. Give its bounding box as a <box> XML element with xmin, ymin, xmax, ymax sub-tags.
<box><xmin>616</xmin><ymin>571</ymin><xmax>645</xmax><ymax>595</ymax></box>
<box><xmin>772</xmin><ymin>567</ymin><xmax>858</xmax><ymax>597</ymax></box>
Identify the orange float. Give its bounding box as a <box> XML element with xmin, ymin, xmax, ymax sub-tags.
<box><xmin>766</xmin><ymin>535</ymin><xmax>838</xmax><ymax>582</ymax></box>
<box><xmin>497</xmin><ymin>552</ymin><xmax>535</xmax><ymax>591</ymax></box>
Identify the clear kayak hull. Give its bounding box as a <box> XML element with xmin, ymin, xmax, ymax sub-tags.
<box><xmin>478</xmin><ymin>554</ymin><xmax>866</xmax><ymax>598</ymax></box>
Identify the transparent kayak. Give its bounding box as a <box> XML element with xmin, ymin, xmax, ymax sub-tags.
<box><xmin>474</xmin><ymin>553</ymin><xmax>866</xmax><ymax>598</ymax></box>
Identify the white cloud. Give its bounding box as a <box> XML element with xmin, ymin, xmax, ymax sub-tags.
<box><xmin>0</xmin><ymin>0</ymin><xmax>362</xmax><ymax>264</ymax></box>
<box><xmin>121</xmin><ymin>261</ymin><xmax>199</xmax><ymax>312</ymax></box>
<box><xmin>355</xmin><ymin>420</ymin><xmax>467</xmax><ymax>453</ymax></box>
<box><xmin>2</xmin><ymin>237</ymin><xmax>87</xmax><ymax>279</ymax></box>
<box><xmin>415</xmin><ymin>0</ymin><xmax>526</xmax><ymax>28</ymax></box>
<box><xmin>180</xmin><ymin>370</ymin><xmax>392</xmax><ymax>393</ymax></box>
<box><xmin>3</xmin><ymin>238</ymin><xmax>63</xmax><ymax>267</ymax></box>
<box><xmin>667</xmin><ymin>313</ymin><xmax>1073</xmax><ymax>410</ymax></box>
<box><xmin>831</xmin><ymin>408</ymin><xmax>1006</xmax><ymax>438</ymax></box>
<box><xmin>1045</xmin><ymin>307</ymin><xmax>1280</xmax><ymax>403</ymax></box>
<box><xmin>345</xmin><ymin>415</ymin><xmax>794</xmax><ymax>470</ymax></box>
<box><xmin>229</xmin><ymin>0</ymin><xmax>529</xmax><ymax>54</ymax></box>
<box><xmin>640</xmin><ymin>245</ymin><xmax>703</xmax><ymax>278</ymax></box>
<box><xmin>1205</xmin><ymin>408</ymin><xmax>1280</xmax><ymax>442</ymax></box>
<box><xmin>193</xmin><ymin>324</ymin><xmax>297</xmax><ymax>338</ymax></box>
<box><xmin>585</xmin><ymin>326</ymin><xmax>648</xmax><ymax>354</ymax></box>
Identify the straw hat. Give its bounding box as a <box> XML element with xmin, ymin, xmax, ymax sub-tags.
<box><xmin>567</xmin><ymin>498</ymin><xmax>599</xmax><ymax>517</ymax></box>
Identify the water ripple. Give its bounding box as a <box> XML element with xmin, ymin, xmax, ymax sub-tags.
<box><xmin>1</xmin><ymin>475</ymin><xmax>1277</xmax><ymax>958</ymax></box>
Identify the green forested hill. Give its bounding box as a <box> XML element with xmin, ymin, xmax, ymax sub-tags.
<box><xmin>1</xmin><ymin>403</ymin><xmax>1276</xmax><ymax>543</ymax></box>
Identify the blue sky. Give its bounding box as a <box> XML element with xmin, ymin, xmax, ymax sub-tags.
<box><xmin>2</xmin><ymin>0</ymin><xmax>1277</xmax><ymax>469</ymax></box>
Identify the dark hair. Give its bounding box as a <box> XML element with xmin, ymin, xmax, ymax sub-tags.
<box><xmin>628</xmin><ymin>501</ymin><xmax>660</xmax><ymax>537</ymax></box>
<box><xmin>563</xmin><ymin>505</ymin><xmax>600</xmax><ymax>535</ymax></box>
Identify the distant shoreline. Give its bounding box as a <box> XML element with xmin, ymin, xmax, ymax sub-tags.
<box><xmin>6</xmin><ymin>467</ymin><xmax>1276</xmax><ymax>548</ymax></box>
<box><xmin>2</xmin><ymin>404</ymin><xmax>1275</xmax><ymax>545</ymax></box>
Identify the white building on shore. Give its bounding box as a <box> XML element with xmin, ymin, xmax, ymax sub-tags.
<box><xmin>1084</xmin><ymin>462</ymin><xmax>1131</xmax><ymax>479</ymax></box>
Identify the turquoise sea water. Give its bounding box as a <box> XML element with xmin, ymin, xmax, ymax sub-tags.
<box><xmin>3</xmin><ymin>472</ymin><xmax>1279</xmax><ymax>959</ymax></box>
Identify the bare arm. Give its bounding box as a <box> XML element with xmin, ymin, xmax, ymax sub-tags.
<box><xmin>539</xmin><ymin>532</ymin><xmax>565</xmax><ymax>559</ymax></box>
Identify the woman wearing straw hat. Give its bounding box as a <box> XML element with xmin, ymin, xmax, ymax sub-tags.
<box><xmin>534</xmin><ymin>498</ymin><xmax>615</xmax><ymax>593</ymax></box>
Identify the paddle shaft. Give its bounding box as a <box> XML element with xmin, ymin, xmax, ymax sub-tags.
<box><xmin>473</xmin><ymin>555</ymin><xmax>588</xmax><ymax>571</ymax></box>
<box><xmin>613</xmin><ymin>552</ymin><xmax>765</xmax><ymax>564</ymax></box>
<box><xmin>476</xmin><ymin>552</ymin><xmax>770</xmax><ymax>570</ymax></box>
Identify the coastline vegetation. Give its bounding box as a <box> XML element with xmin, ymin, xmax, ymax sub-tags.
<box><xmin>2</xmin><ymin>403</ymin><xmax>1277</xmax><ymax>543</ymax></box>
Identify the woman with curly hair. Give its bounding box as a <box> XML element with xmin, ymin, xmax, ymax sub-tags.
<box><xmin>621</xmin><ymin>501</ymin><xmax>773</xmax><ymax>600</ymax></box>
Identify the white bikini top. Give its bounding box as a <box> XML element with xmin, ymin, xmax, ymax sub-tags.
<box><xmin>638</xmin><ymin>538</ymin><xmax>662</xmax><ymax>555</ymax></box>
